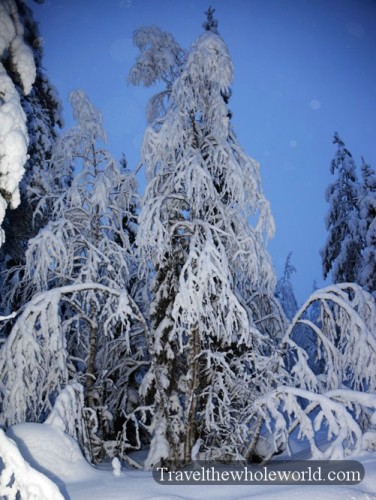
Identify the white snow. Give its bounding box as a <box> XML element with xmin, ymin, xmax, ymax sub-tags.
<box><xmin>0</xmin><ymin>63</ymin><xmax>29</xmax><ymax>207</ymax></box>
<box><xmin>5</xmin><ymin>423</ymin><xmax>97</xmax><ymax>484</ymax></box>
<box><xmin>10</xmin><ymin>35</ymin><xmax>36</xmax><ymax>94</ymax></box>
<box><xmin>0</xmin><ymin>428</ymin><xmax>64</xmax><ymax>500</ymax></box>
<box><xmin>2</xmin><ymin>423</ymin><xmax>376</xmax><ymax>499</ymax></box>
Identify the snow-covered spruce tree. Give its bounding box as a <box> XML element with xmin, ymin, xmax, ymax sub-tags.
<box><xmin>0</xmin><ymin>0</ymin><xmax>64</xmax><ymax>270</ymax></box>
<box><xmin>132</xmin><ymin>16</ymin><xmax>281</xmax><ymax>467</ymax></box>
<box><xmin>0</xmin><ymin>0</ymin><xmax>36</xmax><ymax>247</ymax></box>
<box><xmin>274</xmin><ymin>254</ymin><xmax>321</xmax><ymax>373</ymax></box>
<box><xmin>321</xmin><ymin>132</ymin><xmax>362</xmax><ymax>284</ymax></box>
<box><xmin>0</xmin><ymin>90</ymin><xmax>147</xmax><ymax>463</ymax></box>
<box><xmin>358</xmin><ymin>157</ymin><xmax>376</xmax><ymax>294</ymax></box>
<box><xmin>275</xmin><ymin>252</ymin><xmax>298</xmax><ymax>321</ymax></box>
<box><xmin>274</xmin><ymin>253</ymin><xmax>317</xmax><ymax>373</ymax></box>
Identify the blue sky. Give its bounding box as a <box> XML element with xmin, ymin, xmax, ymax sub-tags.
<box><xmin>31</xmin><ymin>0</ymin><xmax>376</xmax><ymax>303</ymax></box>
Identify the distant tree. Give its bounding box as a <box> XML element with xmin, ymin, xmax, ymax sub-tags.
<box><xmin>275</xmin><ymin>252</ymin><xmax>298</xmax><ymax>321</ymax></box>
<box><xmin>320</xmin><ymin>132</ymin><xmax>362</xmax><ymax>284</ymax></box>
<box><xmin>0</xmin><ymin>0</ymin><xmax>36</xmax><ymax>247</ymax></box>
<box><xmin>358</xmin><ymin>157</ymin><xmax>376</xmax><ymax>294</ymax></box>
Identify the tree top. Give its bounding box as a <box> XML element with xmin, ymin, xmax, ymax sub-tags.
<box><xmin>203</xmin><ymin>6</ymin><xmax>219</xmax><ymax>34</ymax></box>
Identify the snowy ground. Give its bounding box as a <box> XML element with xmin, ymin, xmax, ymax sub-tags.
<box><xmin>3</xmin><ymin>423</ymin><xmax>376</xmax><ymax>499</ymax></box>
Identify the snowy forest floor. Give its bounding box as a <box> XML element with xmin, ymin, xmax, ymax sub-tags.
<box><xmin>5</xmin><ymin>423</ymin><xmax>376</xmax><ymax>499</ymax></box>
<box><xmin>66</xmin><ymin>458</ymin><xmax>376</xmax><ymax>500</ymax></box>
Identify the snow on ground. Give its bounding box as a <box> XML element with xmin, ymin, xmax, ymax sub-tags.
<box><xmin>3</xmin><ymin>423</ymin><xmax>376</xmax><ymax>499</ymax></box>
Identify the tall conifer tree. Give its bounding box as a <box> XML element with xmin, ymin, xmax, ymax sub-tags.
<box><xmin>321</xmin><ymin>132</ymin><xmax>361</xmax><ymax>283</ymax></box>
<box><xmin>358</xmin><ymin>158</ymin><xmax>376</xmax><ymax>293</ymax></box>
<box><xmin>0</xmin><ymin>0</ymin><xmax>63</xmax><ymax>268</ymax></box>
<box><xmin>134</xmin><ymin>10</ymin><xmax>278</xmax><ymax>466</ymax></box>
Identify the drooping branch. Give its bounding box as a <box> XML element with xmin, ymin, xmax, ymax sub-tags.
<box><xmin>283</xmin><ymin>283</ymin><xmax>376</xmax><ymax>392</ymax></box>
<box><xmin>0</xmin><ymin>282</ymin><xmax>149</xmax><ymax>428</ymax></box>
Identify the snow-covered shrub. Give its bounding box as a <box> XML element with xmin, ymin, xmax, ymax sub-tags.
<box><xmin>251</xmin><ymin>283</ymin><xmax>376</xmax><ymax>460</ymax></box>
<box><xmin>286</xmin><ymin>283</ymin><xmax>376</xmax><ymax>393</ymax></box>
<box><xmin>251</xmin><ymin>386</ymin><xmax>376</xmax><ymax>460</ymax></box>
<box><xmin>45</xmin><ymin>381</ymin><xmax>92</xmax><ymax>461</ymax></box>
<box><xmin>0</xmin><ymin>289</ymin><xmax>68</xmax><ymax>426</ymax></box>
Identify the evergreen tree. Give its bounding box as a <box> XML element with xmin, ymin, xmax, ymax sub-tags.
<box><xmin>321</xmin><ymin>132</ymin><xmax>362</xmax><ymax>284</ymax></box>
<box><xmin>358</xmin><ymin>157</ymin><xmax>376</xmax><ymax>294</ymax></box>
<box><xmin>0</xmin><ymin>0</ymin><xmax>64</xmax><ymax>269</ymax></box>
<box><xmin>133</xmin><ymin>13</ymin><xmax>279</xmax><ymax>466</ymax></box>
<box><xmin>203</xmin><ymin>6</ymin><xmax>219</xmax><ymax>33</ymax></box>
<box><xmin>275</xmin><ymin>252</ymin><xmax>298</xmax><ymax>321</ymax></box>
<box><xmin>0</xmin><ymin>0</ymin><xmax>36</xmax><ymax>247</ymax></box>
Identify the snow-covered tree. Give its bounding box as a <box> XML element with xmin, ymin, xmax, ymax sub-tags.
<box><xmin>321</xmin><ymin>132</ymin><xmax>362</xmax><ymax>284</ymax></box>
<box><xmin>275</xmin><ymin>252</ymin><xmax>298</xmax><ymax>321</ymax></box>
<box><xmin>287</xmin><ymin>283</ymin><xmax>376</xmax><ymax>393</ymax></box>
<box><xmin>0</xmin><ymin>0</ymin><xmax>36</xmax><ymax>247</ymax></box>
<box><xmin>358</xmin><ymin>157</ymin><xmax>376</xmax><ymax>294</ymax></box>
<box><xmin>128</xmin><ymin>25</ymin><xmax>185</xmax><ymax>123</ymax></box>
<box><xmin>321</xmin><ymin>134</ymin><xmax>376</xmax><ymax>295</ymax></box>
<box><xmin>0</xmin><ymin>0</ymin><xmax>63</xmax><ymax>269</ymax></box>
<box><xmin>132</xmin><ymin>14</ymin><xmax>279</xmax><ymax>467</ymax></box>
<box><xmin>202</xmin><ymin>6</ymin><xmax>219</xmax><ymax>34</ymax></box>
<box><xmin>0</xmin><ymin>2</ymin><xmax>65</xmax><ymax>334</ymax></box>
<box><xmin>0</xmin><ymin>90</ymin><xmax>146</xmax><ymax>463</ymax></box>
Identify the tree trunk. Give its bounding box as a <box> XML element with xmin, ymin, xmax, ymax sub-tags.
<box><xmin>184</xmin><ymin>324</ymin><xmax>201</xmax><ymax>464</ymax></box>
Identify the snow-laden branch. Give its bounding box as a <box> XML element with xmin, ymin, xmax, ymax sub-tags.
<box><xmin>0</xmin><ymin>282</ymin><xmax>148</xmax><ymax>428</ymax></box>
<box><xmin>252</xmin><ymin>385</ymin><xmax>376</xmax><ymax>460</ymax></box>
<box><xmin>284</xmin><ymin>283</ymin><xmax>376</xmax><ymax>392</ymax></box>
<box><xmin>241</xmin><ymin>283</ymin><xmax>376</xmax><ymax>461</ymax></box>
